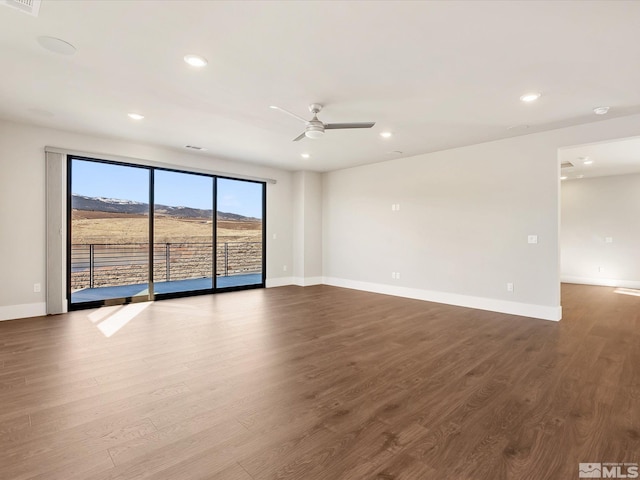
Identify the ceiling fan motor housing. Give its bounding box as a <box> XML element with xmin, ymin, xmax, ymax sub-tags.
<box><xmin>305</xmin><ymin>119</ymin><xmax>325</xmax><ymax>138</ymax></box>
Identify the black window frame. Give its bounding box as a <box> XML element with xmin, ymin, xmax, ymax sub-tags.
<box><xmin>67</xmin><ymin>155</ymin><xmax>266</xmax><ymax>310</ymax></box>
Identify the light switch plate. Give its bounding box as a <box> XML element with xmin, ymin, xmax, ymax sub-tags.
<box><xmin>528</xmin><ymin>235</ymin><xmax>538</xmax><ymax>244</ymax></box>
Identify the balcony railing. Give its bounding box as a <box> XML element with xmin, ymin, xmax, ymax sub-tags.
<box><xmin>71</xmin><ymin>242</ymin><xmax>262</xmax><ymax>290</ymax></box>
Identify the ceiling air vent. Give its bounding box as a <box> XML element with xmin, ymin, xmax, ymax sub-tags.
<box><xmin>184</xmin><ymin>145</ymin><xmax>207</xmax><ymax>151</ymax></box>
<box><xmin>561</xmin><ymin>161</ymin><xmax>574</xmax><ymax>169</ymax></box>
<box><xmin>1</xmin><ymin>0</ymin><xmax>41</xmax><ymax>16</ymax></box>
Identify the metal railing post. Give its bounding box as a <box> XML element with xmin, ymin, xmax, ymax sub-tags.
<box><xmin>89</xmin><ymin>244</ymin><xmax>94</xmax><ymax>289</ymax></box>
<box><xmin>166</xmin><ymin>243</ymin><xmax>171</xmax><ymax>281</ymax></box>
<box><xmin>224</xmin><ymin>242</ymin><xmax>229</xmax><ymax>277</ymax></box>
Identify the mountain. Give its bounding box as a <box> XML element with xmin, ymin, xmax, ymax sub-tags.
<box><xmin>71</xmin><ymin>195</ymin><xmax>260</xmax><ymax>222</ymax></box>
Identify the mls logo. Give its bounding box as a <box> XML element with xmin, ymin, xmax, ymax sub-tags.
<box><xmin>579</xmin><ymin>462</ymin><xmax>639</xmax><ymax>478</ymax></box>
<box><xmin>580</xmin><ymin>464</ymin><xmax>602</xmax><ymax>478</ymax></box>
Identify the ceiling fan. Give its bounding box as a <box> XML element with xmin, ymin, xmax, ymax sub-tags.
<box><xmin>270</xmin><ymin>103</ymin><xmax>375</xmax><ymax>141</ymax></box>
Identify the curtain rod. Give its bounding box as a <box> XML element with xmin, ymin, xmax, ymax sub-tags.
<box><xmin>44</xmin><ymin>146</ymin><xmax>278</xmax><ymax>184</ymax></box>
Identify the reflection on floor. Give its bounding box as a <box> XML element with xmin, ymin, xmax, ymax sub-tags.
<box><xmin>71</xmin><ymin>274</ymin><xmax>263</xmax><ymax>303</ymax></box>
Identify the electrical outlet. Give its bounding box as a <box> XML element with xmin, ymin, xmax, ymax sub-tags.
<box><xmin>33</xmin><ymin>283</ymin><xmax>41</xmax><ymax>293</ymax></box>
<box><xmin>527</xmin><ymin>235</ymin><xmax>538</xmax><ymax>244</ymax></box>
<box><xmin>598</xmin><ymin>266</ymin><xmax>604</xmax><ymax>273</ymax></box>
<box><xmin>391</xmin><ymin>272</ymin><xmax>401</xmax><ymax>280</ymax></box>
<box><xmin>272</xmin><ymin>233</ymin><xmax>277</xmax><ymax>240</ymax></box>
<box><xmin>283</xmin><ymin>265</ymin><xmax>287</xmax><ymax>272</ymax></box>
<box><xmin>507</xmin><ymin>282</ymin><xmax>514</xmax><ymax>292</ymax></box>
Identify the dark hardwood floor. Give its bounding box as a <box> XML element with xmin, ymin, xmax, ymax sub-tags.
<box><xmin>0</xmin><ymin>283</ymin><xmax>639</xmax><ymax>479</ymax></box>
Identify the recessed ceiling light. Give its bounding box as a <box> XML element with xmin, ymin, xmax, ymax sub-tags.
<box><xmin>184</xmin><ymin>54</ymin><xmax>208</xmax><ymax>68</ymax></box>
<box><xmin>37</xmin><ymin>36</ymin><xmax>76</xmax><ymax>55</ymax></box>
<box><xmin>583</xmin><ymin>160</ymin><xmax>593</xmax><ymax>165</ymax></box>
<box><xmin>520</xmin><ymin>92</ymin><xmax>541</xmax><ymax>103</ymax></box>
<box><xmin>301</xmin><ymin>153</ymin><xmax>310</xmax><ymax>159</ymax></box>
<box><xmin>593</xmin><ymin>106</ymin><xmax>610</xmax><ymax>115</ymax></box>
<box><xmin>127</xmin><ymin>113</ymin><xmax>144</xmax><ymax>120</ymax></box>
<box><xmin>380</xmin><ymin>132</ymin><xmax>392</xmax><ymax>138</ymax></box>
<box><xmin>560</xmin><ymin>176</ymin><xmax>568</xmax><ymax>180</ymax></box>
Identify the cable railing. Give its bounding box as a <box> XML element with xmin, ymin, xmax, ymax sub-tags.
<box><xmin>71</xmin><ymin>242</ymin><xmax>262</xmax><ymax>290</ymax></box>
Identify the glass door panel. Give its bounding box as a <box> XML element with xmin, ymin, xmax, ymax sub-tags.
<box><xmin>153</xmin><ymin>170</ymin><xmax>214</xmax><ymax>295</ymax></box>
<box><xmin>215</xmin><ymin>178</ymin><xmax>264</xmax><ymax>289</ymax></box>
<box><xmin>70</xmin><ymin>159</ymin><xmax>150</xmax><ymax>305</ymax></box>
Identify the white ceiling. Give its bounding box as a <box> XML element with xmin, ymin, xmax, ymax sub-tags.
<box><xmin>559</xmin><ymin>136</ymin><xmax>640</xmax><ymax>181</ymax></box>
<box><xmin>1</xmin><ymin>1</ymin><xmax>640</xmax><ymax>172</ymax></box>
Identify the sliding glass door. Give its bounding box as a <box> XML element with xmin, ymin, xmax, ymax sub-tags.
<box><xmin>70</xmin><ymin>159</ymin><xmax>150</xmax><ymax>305</ymax></box>
<box><xmin>153</xmin><ymin>170</ymin><xmax>214</xmax><ymax>295</ymax></box>
<box><xmin>216</xmin><ymin>178</ymin><xmax>265</xmax><ymax>289</ymax></box>
<box><xmin>68</xmin><ymin>157</ymin><xmax>265</xmax><ymax>310</ymax></box>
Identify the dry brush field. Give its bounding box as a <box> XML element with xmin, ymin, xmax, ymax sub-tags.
<box><xmin>71</xmin><ymin>210</ymin><xmax>262</xmax><ymax>244</ymax></box>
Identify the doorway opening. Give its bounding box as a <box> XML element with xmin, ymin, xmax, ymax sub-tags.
<box><xmin>559</xmin><ymin>136</ymin><xmax>640</xmax><ymax>292</ymax></box>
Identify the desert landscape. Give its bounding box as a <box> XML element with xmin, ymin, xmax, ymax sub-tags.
<box><xmin>70</xmin><ymin>195</ymin><xmax>263</xmax><ymax>291</ymax></box>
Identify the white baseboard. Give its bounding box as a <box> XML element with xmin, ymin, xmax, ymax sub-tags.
<box><xmin>322</xmin><ymin>277</ymin><xmax>562</xmax><ymax>322</ymax></box>
<box><xmin>265</xmin><ymin>277</ymin><xmax>294</xmax><ymax>288</ymax></box>
<box><xmin>266</xmin><ymin>276</ymin><xmax>324</xmax><ymax>288</ymax></box>
<box><xmin>291</xmin><ymin>276</ymin><xmax>323</xmax><ymax>287</ymax></box>
<box><xmin>561</xmin><ymin>275</ymin><xmax>640</xmax><ymax>289</ymax></box>
<box><xmin>0</xmin><ymin>302</ymin><xmax>47</xmax><ymax>322</ymax></box>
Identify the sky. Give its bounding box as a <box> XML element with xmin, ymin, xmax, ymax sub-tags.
<box><xmin>71</xmin><ymin>159</ymin><xmax>263</xmax><ymax>218</ymax></box>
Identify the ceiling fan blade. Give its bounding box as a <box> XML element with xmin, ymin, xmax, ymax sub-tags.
<box><xmin>324</xmin><ymin>122</ymin><xmax>376</xmax><ymax>129</ymax></box>
<box><xmin>270</xmin><ymin>105</ymin><xmax>308</xmax><ymax>123</ymax></box>
<box><xmin>292</xmin><ymin>132</ymin><xmax>306</xmax><ymax>142</ymax></box>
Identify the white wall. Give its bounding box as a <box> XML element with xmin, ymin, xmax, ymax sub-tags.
<box><xmin>0</xmin><ymin>119</ymin><xmax>293</xmax><ymax>320</ymax></box>
<box><xmin>323</xmin><ymin>114</ymin><xmax>640</xmax><ymax>321</ymax></box>
<box><xmin>561</xmin><ymin>173</ymin><xmax>640</xmax><ymax>288</ymax></box>
<box><xmin>291</xmin><ymin>171</ymin><xmax>323</xmax><ymax>285</ymax></box>
<box><xmin>293</xmin><ymin>171</ymin><xmax>322</xmax><ymax>286</ymax></box>
<box><xmin>5</xmin><ymin>114</ymin><xmax>640</xmax><ymax>323</ymax></box>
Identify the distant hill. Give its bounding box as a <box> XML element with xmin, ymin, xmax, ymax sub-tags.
<box><xmin>71</xmin><ymin>195</ymin><xmax>260</xmax><ymax>222</ymax></box>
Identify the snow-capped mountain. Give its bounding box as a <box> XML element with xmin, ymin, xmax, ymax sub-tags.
<box><xmin>71</xmin><ymin>195</ymin><xmax>258</xmax><ymax>221</ymax></box>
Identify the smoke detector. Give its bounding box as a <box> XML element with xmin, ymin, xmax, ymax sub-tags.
<box><xmin>1</xmin><ymin>0</ymin><xmax>41</xmax><ymax>16</ymax></box>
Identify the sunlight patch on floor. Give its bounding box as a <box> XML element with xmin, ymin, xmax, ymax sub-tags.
<box><xmin>614</xmin><ymin>287</ymin><xmax>640</xmax><ymax>297</ymax></box>
<box><xmin>87</xmin><ymin>304</ymin><xmax>123</xmax><ymax>324</ymax></box>
<box><xmin>88</xmin><ymin>302</ymin><xmax>152</xmax><ymax>337</ymax></box>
